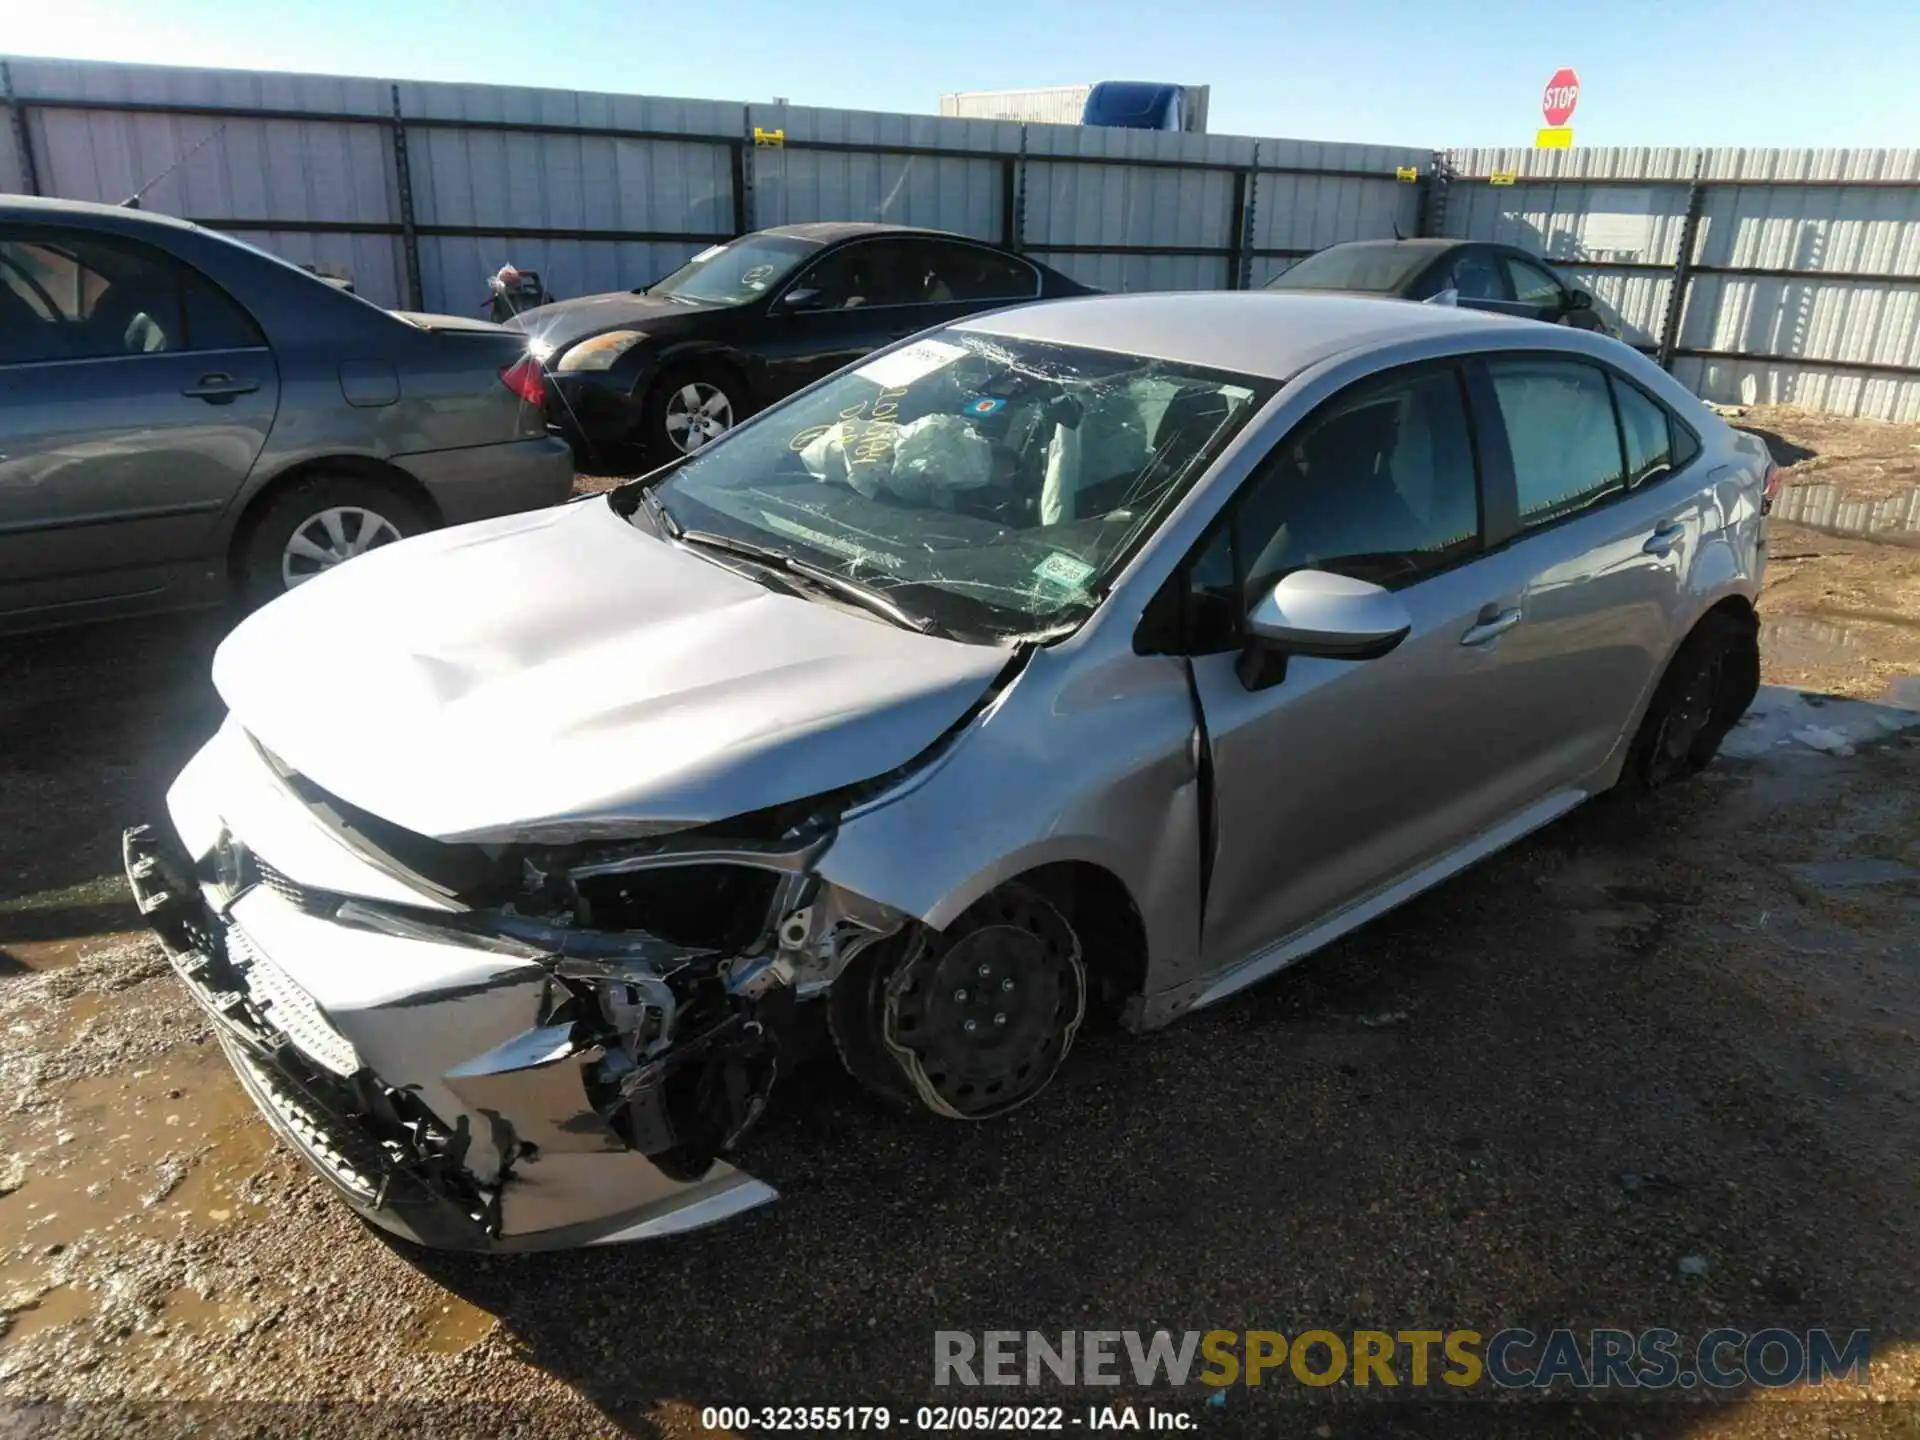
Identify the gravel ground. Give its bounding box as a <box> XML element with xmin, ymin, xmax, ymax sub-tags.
<box><xmin>3</xmin><ymin>411</ymin><xmax>1920</xmax><ymax>1439</ymax></box>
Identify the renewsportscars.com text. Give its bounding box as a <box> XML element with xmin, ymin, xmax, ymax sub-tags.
<box><xmin>934</xmin><ymin>1328</ymin><xmax>1872</xmax><ymax>1391</ymax></box>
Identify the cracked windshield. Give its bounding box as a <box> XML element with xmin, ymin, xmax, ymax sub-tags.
<box><xmin>641</xmin><ymin>333</ymin><xmax>1269</xmax><ymax>640</ymax></box>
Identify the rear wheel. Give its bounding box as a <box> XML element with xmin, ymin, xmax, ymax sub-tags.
<box><xmin>236</xmin><ymin>474</ymin><xmax>428</xmax><ymax>606</ymax></box>
<box><xmin>1623</xmin><ymin>609</ymin><xmax>1760</xmax><ymax>788</ymax></box>
<box><xmin>830</xmin><ymin>884</ymin><xmax>1087</xmax><ymax>1120</ymax></box>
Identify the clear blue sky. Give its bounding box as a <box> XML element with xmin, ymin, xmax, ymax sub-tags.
<box><xmin>8</xmin><ymin>0</ymin><xmax>1917</xmax><ymax>149</ymax></box>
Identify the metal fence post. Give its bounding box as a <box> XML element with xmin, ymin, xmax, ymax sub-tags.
<box><xmin>1229</xmin><ymin>142</ymin><xmax>1259</xmax><ymax>289</ymax></box>
<box><xmin>1658</xmin><ymin>151</ymin><xmax>1707</xmax><ymax>372</ymax></box>
<box><xmin>1415</xmin><ymin>151</ymin><xmax>1450</xmax><ymax>238</ymax></box>
<box><xmin>1013</xmin><ymin>124</ymin><xmax>1028</xmax><ymax>252</ymax></box>
<box><xmin>1000</xmin><ymin>153</ymin><xmax>1018</xmax><ymax>250</ymax></box>
<box><xmin>739</xmin><ymin>114</ymin><xmax>758</xmax><ymax>233</ymax></box>
<box><xmin>389</xmin><ymin>84</ymin><xmax>424</xmax><ymax>311</ymax></box>
<box><xmin>2</xmin><ymin>60</ymin><xmax>42</xmax><ymax>196</ymax></box>
<box><xmin>729</xmin><ymin>141</ymin><xmax>748</xmax><ymax>235</ymax></box>
<box><xmin>1227</xmin><ymin>170</ymin><xmax>1249</xmax><ymax>290</ymax></box>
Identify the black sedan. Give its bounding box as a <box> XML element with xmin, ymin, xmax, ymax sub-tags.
<box><xmin>1264</xmin><ymin>238</ymin><xmax>1621</xmax><ymax>337</ymax></box>
<box><xmin>509</xmin><ymin>223</ymin><xmax>1094</xmax><ymax>472</ymax></box>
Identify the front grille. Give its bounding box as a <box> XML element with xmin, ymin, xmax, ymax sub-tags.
<box><xmin>250</xmin><ymin>854</ymin><xmax>319</xmax><ymax>910</ymax></box>
<box><xmin>226</xmin><ymin>926</ymin><xmax>362</xmax><ymax>1077</ymax></box>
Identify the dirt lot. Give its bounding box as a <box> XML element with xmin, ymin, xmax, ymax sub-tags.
<box><xmin>3</xmin><ymin>407</ymin><xmax>1920</xmax><ymax>1438</ymax></box>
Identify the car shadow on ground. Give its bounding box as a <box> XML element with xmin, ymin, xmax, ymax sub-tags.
<box><xmin>405</xmin><ymin>758</ymin><xmax>1916</xmax><ymax>1437</ymax></box>
<box><xmin>1737</xmin><ymin>426</ymin><xmax>1818</xmax><ymax>469</ymax></box>
<box><xmin>0</xmin><ymin>612</ymin><xmax>228</xmax><ymax>929</ymax></box>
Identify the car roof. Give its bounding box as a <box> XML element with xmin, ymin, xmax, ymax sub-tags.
<box><xmin>1315</xmin><ymin>237</ymin><xmax>1467</xmax><ymax>255</ymax></box>
<box><xmin>955</xmin><ymin>290</ymin><xmax>1528</xmax><ymax>380</ymax></box>
<box><xmin>756</xmin><ymin>221</ymin><xmax>984</xmax><ymax>245</ymax></box>
<box><xmin>0</xmin><ymin>194</ymin><xmax>202</xmax><ymax>233</ymax></box>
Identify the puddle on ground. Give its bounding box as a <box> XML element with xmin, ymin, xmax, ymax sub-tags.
<box><xmin>1</xmin><ymin>1283</ymin><xmax>93</xmax><ymax>1344</ymax></box>
<box><xmin>409</xmin><ymin>1295</ymin><xmax>498</xmax><ymax>1356</ymax></box>
<box><xmin>0</xmin><ymin>1047</ymin><xmax>273</xmax><ymax>1350</ymax></box>
<box><xmin>1</xmin><ymin>931</ymin><xmax>147</xmax><ymax>973</ymax></box>
<box><xmin>1775</xmin><ymin>481</ymin><xmax>1920</xmax><ymax>546</ymax></box>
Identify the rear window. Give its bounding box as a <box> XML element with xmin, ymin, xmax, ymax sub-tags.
<box><xmin>1266</xmin><ymin>245</ymin><xmax>1432</xmax><ymax>294</ymax></box>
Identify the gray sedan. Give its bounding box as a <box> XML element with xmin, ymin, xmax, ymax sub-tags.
<box><xmin>0</xmin><ymin>197</ymin><xmax>574</xmax><ymax>634</ymax></box>
<box><xmin>125</xmin><ymin>291</ymin><xmax>1774</xmax><ymax>1249</ymax></box>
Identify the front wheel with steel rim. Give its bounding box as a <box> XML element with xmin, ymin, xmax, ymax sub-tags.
<box><xmin>237</xmin><ymin>475</ymin><xmax>427</xmax><ymax>607</ymax></box>
<box><xmin>1623</xmin><ymin>609</ymin><xmax>1760</xmax><ymax>789</ymax></box>
<box><xmin>641</xmin><ymin>361</ymin><xmax>745</xmax><ymax>464</ymax></box>
<box><xmin>831</xmin><ymin>884</ymin><xmax>1087</xmax><ymax>1120</ymax></box>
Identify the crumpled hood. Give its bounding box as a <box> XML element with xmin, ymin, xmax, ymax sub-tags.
<box><xmin>211</xmin><ymin>497</ymin><xmax>1009</xmax><ymax>843</ymax></box>
<box><xmin>507</xmin><ymin>292</ymin><xmax>714</xmax><ymax>355</ymax></box>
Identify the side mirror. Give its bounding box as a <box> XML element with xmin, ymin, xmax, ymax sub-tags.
<box><xmin>1422</xmin><ymin>287</ymin><xmax>1460</xmax><ymax>307</ymax></box>
<box><xmin>776</xmin><ymin>287</ymin><xmax>826</xmax><ymax>313</ymax></box>
<box><xmin>1236</xmin><ymin>569</ymin><xmax>1413</xmax><ymax>690</ymax></box>
<box><xmin>1568</xmin><ymin>288</ymin><xmax>1594</xmax><ymax>311</ymax></box>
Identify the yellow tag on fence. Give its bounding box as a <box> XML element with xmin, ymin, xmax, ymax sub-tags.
<box><xmin>1395</xmin><ymin>166</ymin><xmax>1419</xmax><ymax>182</ymax></box>
<box><xmin>753</xmin><ymin>127</ymin><xmax>785</xmax><ymax>147</ymax></box>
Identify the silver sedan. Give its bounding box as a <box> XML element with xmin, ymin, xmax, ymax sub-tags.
<box><xmin>124</xmin><ymin>291</ymin><xmax>1774</xmax><ymax>1249</ymax></box>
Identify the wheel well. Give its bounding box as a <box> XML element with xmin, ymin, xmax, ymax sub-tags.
<box><xmin>645</xmin><ymin>349</ymin><xmax>753</xmax><ymax>409</ymax></box>
<box><xmin>1007</xmin><ymin>862</ymin><xmax>1149</xmax><ymax>1021</ymax></box>
<box><xmin>1702</xmin><ymin>593</ymin><xmax>1758</xmax><ymax>632</ymax></box>
<box><xmin>226</xmin><ymin>456</ymin><xmax>443</xmax><ymax>587</ymax></box>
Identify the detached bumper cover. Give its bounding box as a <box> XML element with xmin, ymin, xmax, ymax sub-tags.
<box><xmin>123</xmin><ymin>822</ymin><xmax>777</xmax><ymax>1251</ymax></box>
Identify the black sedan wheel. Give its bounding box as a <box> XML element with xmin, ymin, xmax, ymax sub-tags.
<box><xmin>643</xmin><ymin>361</ymin><xmax>743</xmax><ymax>461</ymax></box>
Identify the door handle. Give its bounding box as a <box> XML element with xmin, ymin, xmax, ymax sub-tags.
<box><xmin>182</xmin><ymin>372</ymin><xmax>260</xmax><ymax>402</ymax></box>
<box><xmin>1460</xmin><ymin>605</ymin><xmax>1522</xmax><ymax>646</ymax></box>
<box><xmin>1643</xmin><ymin>521</ymin><xmax>1685</xmax><ymax>557</ymax></box>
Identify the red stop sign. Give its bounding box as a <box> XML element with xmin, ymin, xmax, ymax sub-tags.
<box><xmin>1542</xmin><ymin>68</ymin><xmax>1580</xmax><ymax>127</ymax></box>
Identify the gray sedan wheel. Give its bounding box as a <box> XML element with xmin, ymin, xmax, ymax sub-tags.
<box><xmin>280</xmin><ymin>506</ymin><xmax>406</xmax><ymax>589</ymax></box>
<box><xmin>238</xmin><ymin>475</ymin><xmax>427</xmax><ymax>606</ymax></box>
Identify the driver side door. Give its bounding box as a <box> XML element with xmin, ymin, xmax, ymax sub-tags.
<box><xmin>1185</xmin><ymin>360</ymin><xmax>1539</xmax><ymax>975</ymax></box>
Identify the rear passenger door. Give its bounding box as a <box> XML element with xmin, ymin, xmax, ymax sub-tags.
<box><xmin>0</xmin><ymin>226</ymin><xmax>279</xmax><ymax>620</ymax></box>
<box><xmin>1467</xmin><ymin>353</ymin><xmax>1704</xmax><ymax>787</ymax></box>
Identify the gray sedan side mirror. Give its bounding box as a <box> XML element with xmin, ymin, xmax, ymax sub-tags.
<box><xmin>1238</xmin><ymin>569</ymin><xmax>1413</xmax><ymax>689</ymax></box>
<box><xmin>1568</xmin><ymin>288</ymin><xmax>1595</xmax><ymax>310</ymax></box>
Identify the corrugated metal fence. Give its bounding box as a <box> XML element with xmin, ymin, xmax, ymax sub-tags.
<box><xmin>5</xmin><ymin>58</ymin><xmax>1917</xmax><ymax>423</ymax></box>
<box><xmin>0</xmin><ymin>56</ymin><xmax>1425</xmax><ymax>315</ymax></box>
<box><xmin>1439</xmin><ymin>146</ymin><xmax>1920</xmax><ymax>422</ymax></box>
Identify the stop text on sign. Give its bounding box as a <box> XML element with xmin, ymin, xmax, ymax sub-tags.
<box><xmin>1542</xmin><ymin>68</ymin><xmax>1580</xmax><ymax>127</ymax></box>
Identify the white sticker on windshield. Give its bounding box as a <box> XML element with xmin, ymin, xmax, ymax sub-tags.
<box><xmin>690</xmin><ymin>244</ymin><xmax>727</xmax><ymax>263</ymax></box>
<box><xmin>1032</xmin><ymin>552</ymin><xmax>1095</xmax><ymax>591</ymax></box>
<box><xmin>853</xmin><ymin>338</ymin><xmax>969</xmax><ymax>391</ymax></box>
<box><xmin>758</xmin><ymin>511</ymin><xmax>904</xmax><ymax>572</ymax></box>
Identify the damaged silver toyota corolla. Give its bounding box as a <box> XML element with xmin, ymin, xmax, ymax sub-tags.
<box><xmin>125</xmin><ymin>292</ymin><xmax>1769</xmax><ymax>1249</ymax></box>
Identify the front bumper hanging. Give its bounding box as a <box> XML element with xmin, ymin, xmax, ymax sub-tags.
<box><xmin>122</xmin><ymin>822</ymin><xmax>781</xmax><ymax>1251</ymax></box>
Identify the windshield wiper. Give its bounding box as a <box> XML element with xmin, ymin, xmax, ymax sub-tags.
<box><xmin>676</xmin><ymin>529</ymin><xmax>938</xmax><ymax>635</ymax></box>
<box><xmin>637</xmin><ymin>484</ymin><xmax>681</xmax><ymax>538</ymax></box>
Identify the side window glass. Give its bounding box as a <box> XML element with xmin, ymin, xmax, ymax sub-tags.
<box><xmin>1450</xmin><ymin>252</ymin><xmax>1506</xmax><ymax>301</ymax></box>
<box><xmin>1181</xmin><ymin>524</ymin><xmax>1240</xmax><ymax>652</ymax></box>
<box><xmin>911</xmin><ymin>240</ymin><xmax>1038</xmax><ymax>303</ymax></box>
<box><xmin>0</xmin><ymin>233</ymin><xmax>184</xmax><ymax>361</ymax></box>
<box><xmin>1610</xmin><ymin>375</ymin><xmax>1675</xmax><ymax>486</ymax></box>
<box><xmin>1503</xmin><ymin>259</ymin><xmax>1564</xmax><ymax>307</ymax></box>
<box><xmin>790</xmin><ymin>243</ymin><xmax>921</xmax><ymax>310</ymax></box>
<box><xmin>182</xmin><ymin>270</ymin><xmax>265</xmax><ymax>349</ymax></box>
<box><xmin>1488</xmin><ymin>357</ymin><xmax>1626</xmax><ymax>525</ymax></box>
<box><xmin>1670</xmin><ymin>418</ymin><xmax>1700</xmax><ymax>469</ymax></box>
<box><xmin>1230</xmin><ymin>366</ymin><xmax>1482</xmax><ymax>596</ymax></box>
